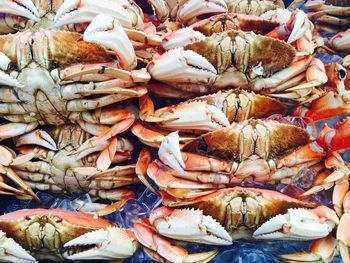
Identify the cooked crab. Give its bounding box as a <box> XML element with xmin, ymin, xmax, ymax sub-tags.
<box><xmin>148</xmin><ymin>30</ymin><xmax>328</xmax><ymax>100</ymax></box>
<box><xmin>3</xmin><ymin>124</ymin><xmax>139</xmax><ymax>202</ymax></box>
<box><xmin>135</xmin><ymin>187</ymin><xmax>344</xmax><ymax>262</ymax></box>
<box><xmin>0</xmin><ymin>208</ymin><xmax>138</xmax><ymax>262</ymax></box>
<box><xmin>131</xmin><ymin>90</ymin><xmax>285</xmax><ymax>147</ymax></box>
<box><xmin>138</xmin><ymin>117</ymin><xmax>350</xmax><ymax>200</ymax></box>
<box><xmin>0</xmin><ymin>13</ymin><xmax>151</xmax><ymax>142</ymax></box>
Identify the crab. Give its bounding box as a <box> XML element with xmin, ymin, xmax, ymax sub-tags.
<box><xmin>135</xmin><ymin>187</ymin><xmax>345</xmax><ymax>262</ymax></box>
<box><xmin>0</xmin><ymin>10</ymin><xmax>151</xmax><ymax>142</ymax></box>
<box><xmin>160</xmin><ymin>9</ymin><xmax>317</xmax><ymax>55</ymax></box>
<box><xmin>0</xmin><ymin>208</ymin><xmax>138</xmax><ymax>262</ymax></box>
<box><xmin>147</xmin><ymin>30</ymin><xmax>328</xmax><ymax>101</ymax></box>
<box><xmin>304</xmin><ymin>0</ymin><xmax>350</xmax><ymax>33</ymax></box>
<box><xmin>137</xmin><ymin>117</ymin><xmax>350</xmax><ymax>200</ymax></box>
<box><xmin>2</xmin><ymin>124</ymin><xmax>140</xmax><ymax>204</ymax></box>
<box><xmin>131</xmin><ymin>90</ymin><xmax>285</xmax><ymax>147</ymax></box>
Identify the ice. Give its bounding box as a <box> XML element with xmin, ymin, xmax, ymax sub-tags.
<box><xmin>114</xmin><ymin>188</ymin><xmax>162</xmax><ymax>228</ymax></box>
<box><xmin>4</xmin><ymin>192</ymin><xmax>97</xmax><ymax>213</ymax></box>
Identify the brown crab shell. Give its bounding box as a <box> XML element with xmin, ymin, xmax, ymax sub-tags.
<box><xmin>184</xmin><ymin>30</ymin><xmax>296</xmax><ymax>76</ymax></box>
<box><xmin>0</xmin><ymin>208</ymin><xmax>111</xmax><ymax>251</ymax></box>
<box><xmin>191</xmin><ymin>13</ymin><xmax>280</xmax><ymax>36</ymax></box>
<box><xmin>182</xmin><ymin>119</ymin><xmax>310</xmax><ymax>161</ymax></box>
<box><xmin>0</xmin><ymin>30</ymin><xmax>114</xmax><ymax>69</ymax></box>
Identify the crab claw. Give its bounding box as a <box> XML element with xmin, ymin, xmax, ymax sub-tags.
<box><xmin>316</xmin><ymin>116</ymin><xmax>350</xmax><ymax>152</ymax></box>
<box><xmin>134</xmin><ymin>221</ymin><xmax>219</xmax><ymax>263</ymax></box>
<box><xmin>153</xmin><ymin>100</ymin><xmax>230</xmax><ymax>131</ymax></box>
<box><xmin>147</xmin><ymin>48</ymin><xmax>217</xmax><ymax>85</ymax></box>
<box><xmin>64</xmin><ymin>226</ymin><xmax>138</xmax><ymax>260</ymax></box>
<box><xmin>83</xmin><ymin>14</ymin><xmax>137</xmax><ymax>70</ymax></box>
<box><xmin>177</xmin><ymin>0</ymin><xmax>228</xmax><ymax>25</ymax></box>
<box><xmin>15</xmin><ymin>130</ymin><xmax>57</xmax><ymax>151</ymax></box>
<box><xmin>253</xmin><ymin>206</ymin><xmax>338</xmax><ymax>240</ymax></box>
<box><xmin>161</xmin><ymin>28</ymin><xmax>206</xmax><ymax>50</ymax></box>
<box><xmin>159</xmin><ymin>131</ymin><xmax>186</xmax><ymax>175</ymax></box>
<box><xmin>287</xmin><ymin>9</ymin><xmax>312</xmax><ymax>44</ymax></box>
<box><xmin>0</xmin><ymin>230</ymin><xmax>37</xmax><ymax>263</ymax></box>
<box><xmin>54</xmin><ymin>0</ymin><xmax>143</xmax><ymax>30</ymax></box>
<box><xmin>150</xmin><ymin>206</ymin><xmax>232</xmax><ymax>245</ymax></box>
<box><xmin>0</xmin><ymin>0</ymin><xmax>39</xmax><ymax>21</ymax></box>
<box><xmin>329</xmin><ymin>29</ymin><xmax>350</xmax><ymax>51</ymax></box>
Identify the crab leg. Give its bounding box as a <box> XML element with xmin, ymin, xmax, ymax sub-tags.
<box><xmin>70</xmin><ymin>107</ymin><xmax>135</xmax><ymax>128</ymax></box>
<box><xmin>136</xmin><ymin>148</ymin><xmax>158</xmax><ymax>194</ymax></box>
<box><xmin>278</xmin><ymin>235</ymin><xmax>337</xmax><ymax>262</ymax></box>
<box><xmin>70</xmin><ymin>117</ymin><xmax>135</xmax><ymax>157</ymax></box>
<box><xmin>65</xmin><ymin>88</ymin><xmax>146</xmax><ymax>111</ymax></box>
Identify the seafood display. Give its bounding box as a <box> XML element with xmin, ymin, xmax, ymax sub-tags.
<box><xmin>0</xmin><ymin>0</ymin><xmax>349</xmax><ymax>262</ymax></box>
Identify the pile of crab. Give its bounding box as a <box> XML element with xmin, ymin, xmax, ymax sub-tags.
<box><xmin>0</xmin><ymin>0</ymin><xmax>349</xmax><ymax>262</ymax></box>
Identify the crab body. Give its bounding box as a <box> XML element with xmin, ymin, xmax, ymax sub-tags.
<box><xmin>9</xmin><ymin>125</ymin><xmax>138</xmax><ymax>201</ymax></box>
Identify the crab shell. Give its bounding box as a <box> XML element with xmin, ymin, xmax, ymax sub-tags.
<box><xmin>181</xmin><ymin>119</ymin><xmax>310</xmax><ymax>161</ymax></box>
<box><xmin>190</xmin><ymin>13</ymin><xmax>280</xmax><ymax>36</ymax></box>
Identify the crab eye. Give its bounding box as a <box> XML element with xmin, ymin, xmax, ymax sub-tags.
<box><xmin>339</xmin><ymin>68</ymin><xmax>347</xmax><ymax>80</ymax></box>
